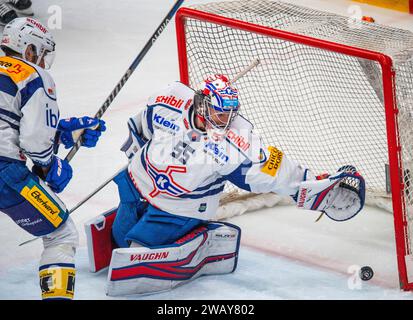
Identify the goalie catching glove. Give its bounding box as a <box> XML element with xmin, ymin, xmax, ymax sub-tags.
<box><xmin>296</xmin><ymin>165</ymin><xmax>366</xmax><ymax>221</ymax></box>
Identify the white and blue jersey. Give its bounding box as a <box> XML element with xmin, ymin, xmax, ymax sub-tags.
<box><xmin>0</xmin><ymin>56</ymin><xmax>58</xmax><ymax>167</ymax></box>
<box><xmin>123</xmin><ymin>82</ymin><xmax>308</xmax><ymax>220</ymax></box>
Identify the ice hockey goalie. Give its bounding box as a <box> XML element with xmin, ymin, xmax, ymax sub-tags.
<box><xmin>85</xmin><ymin>75</ymin><xmax>365</xmax><ymax>296</ymax></box>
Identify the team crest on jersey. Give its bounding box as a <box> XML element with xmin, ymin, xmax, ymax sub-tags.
<box><xmin>145</xmin><ymin>154</ymin><xmax>190</xmax><ymax>198</ymax></box>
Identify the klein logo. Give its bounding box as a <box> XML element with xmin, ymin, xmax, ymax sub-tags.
<box><xmin>227</xmin><ymin>130</ymin><xmax>250</xmax><ymax>152</ymax></box>
<box><xmin>155</xmin><ymin>95</ymin><xmax>184</xmax><ymax>109</ymax></box>
<box><xmin>297</xmin><ymin>188</ymin><xmax>308</xmax><ymax>208</ymax></box>
<box><xmin>204</xmin><ymin>142</ymin><xmax>229</xmax><ymax>163</ymax></box>
<box><xmin>130</xmin><ymin>251</ymin><xmax>169</xmax><ymax>262</ymax></box>
<box><xmin>153</xmin><ymin>114</ymin><xmax>180</xmax><ymax>132</ymax></box>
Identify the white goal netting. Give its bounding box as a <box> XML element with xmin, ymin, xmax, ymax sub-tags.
<box><xmin>178</xmin><ymin>0</ymin><xmax>413</xmax><ymax>287</ymax></box>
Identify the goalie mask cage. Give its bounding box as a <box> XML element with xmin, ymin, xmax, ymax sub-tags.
<box><xmin>175</xmin><ymin>1</ymin><xmax>413</xmax><ymax>290</ymax></box>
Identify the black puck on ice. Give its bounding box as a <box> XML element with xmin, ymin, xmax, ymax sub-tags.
<box><xmin>359</xmin><ymin>266</ymin><xmax>374</xmax><ymax>281</ymax></box>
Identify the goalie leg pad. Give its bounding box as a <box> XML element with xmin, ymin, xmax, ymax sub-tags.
<box><xmin>84</xmin><ymin>208</ymin><xmax>118</xmax><ymax>273</ymax></box>
<box><xmin>106</xmin><ymin>222</ymin><xmax>241</xmax><ymax>297</ymax></box>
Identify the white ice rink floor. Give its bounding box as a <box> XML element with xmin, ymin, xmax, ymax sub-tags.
<box><xmin>1</xmin><ymin>0</ymin><xmax>413</xmax><ymax>300</ymax></box>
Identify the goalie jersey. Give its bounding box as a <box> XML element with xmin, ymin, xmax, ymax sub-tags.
<box><xmin>123</xmin><ymin>81</ymin><xmax>309</xmax><ymax>220</ymax></box>
<box><xmin>0</xmin><ymin>56</ymin><xmax>58</xmax><ymax>167</ymax></box>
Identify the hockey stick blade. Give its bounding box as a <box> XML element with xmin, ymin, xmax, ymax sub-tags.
<box><xmin>65</xmin><ymin>0</ymin><xmax>185</xmax><ymax>162</ymax></box>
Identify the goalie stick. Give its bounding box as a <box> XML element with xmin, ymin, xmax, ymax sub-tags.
<box><xmin>64</xmin><ymin>0</ymin><xmax>185</xmax><ymax>162</ymax></box>
<box><xmin>19</xmin><ymin>58</ymin><xmax>261</xmax><ymax>247</ymax></box>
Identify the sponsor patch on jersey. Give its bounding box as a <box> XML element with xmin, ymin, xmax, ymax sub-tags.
<box><xmin>204</xmin><ymin>141</ymin><xmax>229</xmax><ymax>165</ymax></box>
<box><xmin>20</xmin><ymin>183</ymin><xmax>63</xmax><ymax>227</ymax></box>
<box><xmin>0</xmin><ymin>56</ymin><xmax>36</xmax><ymax>83</ymax></box>
<box><xmin>261</xmin><ymin>146</ymin><xmax>283</xmax><ymax>177</ymax></box>
<box><xmin>153</xmin><ymin>113</ymin><xmax>180</xmax><ymax>133</ymax></box>
<box><xmin>155</xmin><ymin>95</ymin><xmax>184</xmax><ymax>109</ymax></box>
<box><xmin>227</xmin><ymin>129</ymin><xmax>250</xmax><ymax>152</ymax></box>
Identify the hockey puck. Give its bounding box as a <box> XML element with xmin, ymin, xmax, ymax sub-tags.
<box><xmin>359</xmin><ymin>266</ymin><xmax>374</xmax><ymax>281</ymax></box>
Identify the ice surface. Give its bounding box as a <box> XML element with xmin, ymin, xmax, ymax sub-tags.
<box><xmin>0</xmin><ymin>0</ymin><xmax>413</xmax><ymax>300</ymax></box>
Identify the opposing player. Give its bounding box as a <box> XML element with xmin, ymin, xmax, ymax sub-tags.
<box><xmin>0</xmin><ymin>18</ymin><xmax>106</xmax><ymax>299</ymax></box>
<box><xmin>86</xmin><ymin>74</ymin><xmax>365</xmax><ymax>296</ymax></box>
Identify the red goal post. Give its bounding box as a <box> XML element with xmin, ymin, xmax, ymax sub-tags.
<box><xmin>175</xmin><ymin>2</ymin><xmax>412</xmax><ymax>290</ymax></box>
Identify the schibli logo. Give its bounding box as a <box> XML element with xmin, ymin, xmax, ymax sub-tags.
<box><xmin>153</xmin><ymin>114</ymin><xmax>180</xmax><ymax>131</ymax></box>
<box><xmin>298</xmin><ymin>188</ymin><xmax>308</xmax><ymax>208</ymax></box>
<box><xmin>227</xmin><ymin>130</ymin><xmax>250</xmax><ymax>152</ymax></box>
<box><xmin>155</xmin><ymin>95</ymin><xmax>184</xmax><ymax>109</ymax></box>
<box><xmin>130</xmin><ymin>251</ymin><xmax>169</xmax><ymax>262</ymax></box>
<box><xmin>27</xmin><ymin>18</ymin><xmax>47</xmax><ymax>34</ymax></box>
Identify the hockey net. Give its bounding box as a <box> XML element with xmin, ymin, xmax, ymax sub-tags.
<box><xmin>175</xmin><ymin>0</ymin><xmax>413</xmax><ymax>289</ymax></box>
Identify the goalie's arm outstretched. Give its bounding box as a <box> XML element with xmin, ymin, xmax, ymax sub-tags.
<box><xmin>226</xmin><ymin>145</ymin><xmax>366</xmax><ymax>221</ymax></box>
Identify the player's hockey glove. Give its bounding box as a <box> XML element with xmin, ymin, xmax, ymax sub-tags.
<box><xmin>57</xmin><ymin>116</ymin><xmax>106</xmax><ymax>149</ymax></box>
<box><xmin>44</xmin><ymin>156</ymin><xmax>73</xmax><ymax>193</ymax></box>
<box><xmin>296</xmin><ymin>165</ymin><xmax>366</xmax><ymax>221</ymax></box>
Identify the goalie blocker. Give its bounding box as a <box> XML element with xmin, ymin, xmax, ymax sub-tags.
<box><xmin>85</xmin><ymin>209</ymin><xmax>241</xmax><ymax>296</ymax></box>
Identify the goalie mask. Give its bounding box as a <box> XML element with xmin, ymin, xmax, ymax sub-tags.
<box><xmin>194</xmin><ymin>74</ymin><xmax>239</xmax><ymax>140</ymax></box>
<box><xmin>1</xmin><ymin>18</ymin><xmax>56</xmax><ymax>70</ymax></box>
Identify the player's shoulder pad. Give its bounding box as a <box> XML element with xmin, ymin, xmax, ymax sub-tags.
<box><xmin>0</xmin><ymin>56</ymin><xmax>56</xmax><ymax>100</ymax></box>
<box><xmin>226</xmin><ymin>115</ymin><xmax>264</xmax><ymax>163</ymax></box>
<box><xmin>0</xmin><ymin>56</ymin><xmax>37</xmax><ymax>84</ymax></box>
<box><xmin>147</xmin><ymin>81</ymin><xmax>194</xmax><ymax>114</ymax></box>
